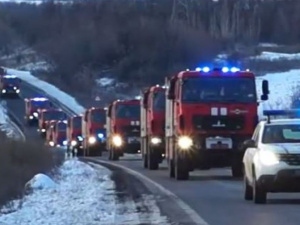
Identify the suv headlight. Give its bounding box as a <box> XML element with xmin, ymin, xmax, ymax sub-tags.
<box><xmin>88</xmin><ymin>136</ymin><xmax>96</xmax><ymax>144</ymax></box>
<box><xmin>259</xmin><ymin>151</ymin><xmax>279</xmax><ymax>166</ymax></box>
<box><xmin>151</xmin><ymin>137</ymin><xmax>162</xmax><ymax>145</ymax></box>
<box><xmin>112</xmin><ymin>135</ymin><xmax>122</xmax><ymax>147</ymax></box>
<box><xmin>178</xmin><ymin>136</ymin><xmax>193</xmax><ymax>150</ymax></box>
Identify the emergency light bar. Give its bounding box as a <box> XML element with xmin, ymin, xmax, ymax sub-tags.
<box><xmin>3</xmin><ymin>75</ymin><xmax>17</xmax><ymax>79</ymax></box>
<box><xmin>263</xmin><ymin>109</ymin><xmax>300</xmax><ymax>123</ymax></box>
<box><xmin>195</xmin><ymin>67</ymin><xmax>241</xmax><ymax>73</ymax></box>
<box><xmin>32</xmin><ymin>97</ymin><xmax>48</xmax><ymax>102</ymax></box>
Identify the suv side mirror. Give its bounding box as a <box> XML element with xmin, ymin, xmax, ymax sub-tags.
<box><xmin>243</xmin><ymin>139</ymin><xmax>256</xmax><ymax>149</ymax></box>
<box><xmin>261</xmin><ymin>80</ymin><xmax>269</xmax><ymax>101</ymax></box>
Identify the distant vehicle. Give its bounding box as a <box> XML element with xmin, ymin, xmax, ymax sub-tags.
<box><xmin>243</xmin><ymin>110</ymin><xmax>300</xmax><ymax>204</ymax></box>
<box><xmin>141</xmin><ymin>85</ymin><xmax>166</xmax><ymax>170</ymax></box>
<box><xmin>67</xmin><ymin>115</ymin><xmax>83</xmax><ymax>155</ymax></box>
<box><xmin>107</xmin><ymin>99</ymin><xmax>141</xmax><ymax>160</ymax></box>
<box><xmin>52</xmin><ymin>121</ymin><xmax>68</xmax><ymax>147</ymax></box>
<box><xmin>165</xmin><ymin>67</ymin><xmax>269</xmax><ymax>180</ymax></box>
<box><xmin>25</xmin><ymin>97</ymin><xmax>52</xmax><ymax>126</ymax></box>
<box><xmin>0</xmin><ymin>75</ymin><xmax>21</xmax><ymax>97</ymax></box>
<box><xmin>46</xmin><ymin>120</ymin><xmax>57</xmax><ymax>147</ymax></box>
<box><xmin>82</xmin><ymin>107</ymin><xmax>106</xmax><ymax>156</ymax></box>
<box><xmin>38</xmin><ymin>109</ymin><xmax>67</xmax><ymax>137</ymax></box>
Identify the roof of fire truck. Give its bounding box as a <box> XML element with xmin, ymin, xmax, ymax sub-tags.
<box><xmin>113</xmin><ymin>99</ymin><xmax>140</xmax><ymax>105</ymax></box>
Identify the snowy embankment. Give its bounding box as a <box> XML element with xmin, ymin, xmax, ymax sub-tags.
<box><xmin>0</xmin><ymin>159</ymin><xmax>169</xmax><ymax>225</ymax></box>
<box><xmin>6</xmin><ymin>69</ymin><xmax>85</xmax><ymax>115</ymax></box>
<box><xmin>0</xmin><ymin>101</ymin><xmax>23</xmax><ymax>140</ymax></box>
<box><xmin>252</xmin><ymin>51</ymin><xmax>300</xmax><ymax>61</ymax></box>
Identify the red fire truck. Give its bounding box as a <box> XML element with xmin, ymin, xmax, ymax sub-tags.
<box><xmin>38</xmin><ymin>109</ymin><xmax>67</xmax><ymax>137</ymax></box>
<box><xmin>52</xmin><ymin>121</ymin><xmax>68</xmax><ymax>147</ymax></box>
<box><xmin>141</xmin><ymin>85</ymin><xmax>166</xmax><ymax>170</ymax></box>
<box><xmin>0</xmin><ymin>75</ymin><xmax>21</xmax><ymax>97</ymax></box>
<box><xmin>82</xmin><ymin>107</ymin><xmax>106</xmax><ymax>156</ymax></box>
<box><xmin>107</xmin><ymin>99</ymin><xmax>141</xmax><ymax>160</ymax></box>
<box><xmin>25</xmin><ymin>97</ymin><xmax>52</xmax><ymax>125</ymax></box>
<box><xmin>165</xmin><ymin>67</ymin><xmax>269</xmax><ymax>180</ymax></box>
<box><xmin>67</xmin><ymin>115</ymin><xmax>83</xmax><ymax>155</ymax></box>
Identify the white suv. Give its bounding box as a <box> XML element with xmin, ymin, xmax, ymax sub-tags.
<box><xmin>243</xmin><ymin>110</ymin><xmax>300</xmax><ymax>204</ymax></box>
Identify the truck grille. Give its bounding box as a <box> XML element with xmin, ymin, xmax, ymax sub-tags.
<box><xmin>279</xmin><ymin>154</ymin><xmax>300</xmax><ymax>166</ymax></box>
<box><xmin>193</xmin><ymin>115</ymin><xmax>245</xmax><ymax>131</ymax></box>
<box><xmin>121</xmin><ymin>125</ymin><xmax>140</xmax><ymax>137</ymax></box>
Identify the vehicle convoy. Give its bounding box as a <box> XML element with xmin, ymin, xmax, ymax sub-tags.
<box><xmin>165</xmin><ymin>67</ymin><xmax>269</xmax><ymax>180</ymax></box>
<box><xmin>38</xmin><ymin>109</ymin><xmax>67</xmax><ymax>137</ymax></box>
<box><xmin>82</xmin><ymin>107</ymin><xmax>106</xmax><ymax>156</ymax></box>
<box><xmin>25</xmin><ymin>97</ymin><xmax>52</xmax><ymax>125</ymax></box>
<box><xmin>141</xmin><ymin>85</ymin><xmax>166</xmax><ymax>170</ymax></box>
<box><xmin>52</xmin><ymin>121</ymin><xmax>68</xmax><ymax>147</ymax></box>
<box><xmin>107</xmin><ymin>99</ymin><xmax>141</xmax><ymax>160</ymax></box>
<box><xmin>67</xmin><ymin>115</ymin><xmax>83</xmax><ymax>155</ymax></box>
<box><xmin>243</xmin><ymin>110</ymin><xmax>300</xmax><ymax>204</ymax></box>
<box><xmin>46</xmin><ymin>120</ymin><xmax>57</xmax><ymax>147</ymax></box>
<box><xmin>0</xmin><ymin>75</ymin><xmax>21</xmax><ymax>97</ymax></box>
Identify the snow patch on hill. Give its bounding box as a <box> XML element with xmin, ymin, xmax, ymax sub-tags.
<box><xmin>252</xmin><ymin>51</ymin><xmax>300</xmax><ymax>61</ymax></box>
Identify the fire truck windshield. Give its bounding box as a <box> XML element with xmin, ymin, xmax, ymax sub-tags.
<box><xmin>32</xmin><ymin>101</ymin><xmax>51</xmax><ymax>109</ymax></box>
<box><xmin>57</xmin><ymin>123</ymin><xmax>67</xmax><ymax>131</ymax></box>
<box><xmin>44</xmin><ymin>111</ymin><xmax>66</xmax><ymax>121</ymax></box>
<box><xmin>153</xmin><ymin>91</ymin><xmax>165</xmax><ymax>111</ymax></box>
<box><xmin>73</xmin><ymin>117</ymin><xmax>82</xmax><ymax>128</ymax></box>
<box><xmin>181</xmin><ymin>77</ymin><xmax>256</xmax><ymax>103</ymax></box>
<box><xmin>116</xmin><ymin>104</ymin><xmax>140</xmax><ymax>119</ymax></box>
<box><xmin>92</xmin><ymin>111</ymin><xmax>106</xmax><ymax>123</ymax></box>
<box><xmin>4</xmin><ymin>78</ymin><xmax>19</xmax><ymax>85</ymax></box>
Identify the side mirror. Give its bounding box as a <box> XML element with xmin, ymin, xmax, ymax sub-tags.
<box><xmin>243</xmin><ymin>139</ymin><xmax>256</xmax><ymax>149</ymax></box>
<box><xmin>84</xmin><ymin>113</ymin><xmax>88</xmax><ymax>121</ymax></box>
<box><xmin>261</xmin><ymin>80</ymin><xmax>269</xmax><ymax>101</ymax></box>
<box><xmin>107</xmin><ymin>105</ymin><xmax>112</xmax><ymax>117</ymax></box>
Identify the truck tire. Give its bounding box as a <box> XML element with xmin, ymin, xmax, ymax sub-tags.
<box><xmin>244</xmin><ymin>176</ymin><xmax>253</xmax><ymax>200</ymax></box>
<box><xmin>175</xmin><ymin>152</ymin><xmax>189</xmax><ymax>180</ymax></box>
<box><xmin>148</xmin><ymin>147</ymin><xmax>159</xmax><ymax>170</ymax></box>
<box><xmin>253</xmin><ymin>169</ymin><xmax>267</xmax><ymax>204</ymax></box>
<box><xmin>143</xmin><ymin>154</ymin><xmax>148</xmax><ymax>168</ymax></box>
<box><xmin>169</xmin><ymin>159</ymin><xmax>175</xmax><ymax>178</ymax></box>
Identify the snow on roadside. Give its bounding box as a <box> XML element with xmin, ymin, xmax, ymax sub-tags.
<box><xmin>0</xmin><ymin>159</ymin><xmax>116</xmax><ymax>225</ymax></box>
<box><xmin>256</xmin><ymin>69</ymin><xmax>300</xmax><ymax>118</ymax></box>
<box><xmin>251</xmin><ymin>51</ymin><xmax>300</xmax><ymax>61</ymax></box>
<box><xmin>6</xmin><ymin>69</ymin><xmax>85</xmax><ymax>115</ymax></box>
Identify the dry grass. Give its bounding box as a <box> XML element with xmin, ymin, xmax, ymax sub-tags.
<box><xmin>0</xmin><ymin>137</ymin><xmax>63</xmax><ymax>207</ymax></box>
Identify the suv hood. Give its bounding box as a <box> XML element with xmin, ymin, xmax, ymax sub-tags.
<box><xmin>261</xmin><ymin>143</ymin><xmax>300</xmax><ymax>154</ymax></box>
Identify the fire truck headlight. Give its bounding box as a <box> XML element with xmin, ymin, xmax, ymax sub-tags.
<box><xmin>49</xmin><ymin>141</ymin><xmax>54</xmax><ymax>147</ymax></box>
<box><xmin>29</xmin><ymin>115</ymin><xmax>34</xmax><ymax>120</ymax></box>
<box><xmin>178</xmin><ymin>136</ymin><xmax>193</xmax><ymax>150</ymax></box>
<box><xmin>33</xmin><ymin>112</ymin><xmax>38</xmax><ymax>118</ymax></box>
<box><xmin>41</xmin><ymin>129</ymin><xmax>46</xmax><ymax>133</ymax></box>
<box><xmin>151</xmin><ymin>137</ymin><xmax>162</xmax><ymax>145</ymax></box>
<box><xmin>88</xmin><ymin>136</ymin><xmax>96</xmax><ymax>145</ymax></box>
<box><xmin>13</xmin><ymin>86</ymin><xmax>17</xmax><ymax>90</ymax></box>
<box><xmin>2</xmin><ymin>89</ymin><xmax>6</xmax><ymax>94</ymax></box>
<box><xmin>16</xmin><ymin>89</ymin><xmax>20</xmax><ymax>93</ymax></box>
<box><xmin>71</xmin><ymin>140</ymin><xmax>77</xmax><ymax>146</ymax></box>
<box><xmin>112</xmin><ymin>135</ymin><xmax>122</xmax><ymax>147</ymax></box>
<box><xmin>63</xmin><ymin>140</ymin><xmax>68</xmax><ymax>146</ymax></box>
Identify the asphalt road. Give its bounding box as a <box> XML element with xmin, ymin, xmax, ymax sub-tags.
<box><xmin>5</xmin><ymin>83</ymin><xmax>300</xmax><ymax>225</ymax></box>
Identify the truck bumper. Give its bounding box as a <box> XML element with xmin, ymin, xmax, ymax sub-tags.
<box><xmin>123</xmin><ymin>143</ymin><xmax>141</xmax><ymax>154</ymax></box>
<box><xmin>258</xmin><ymin>170</ymin><xmax>300</xmax><ymax>192</ymax></box>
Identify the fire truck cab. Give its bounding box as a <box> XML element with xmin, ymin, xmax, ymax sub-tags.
<box><xmin>107</xmin><ymin>99</ymin><xmax>141</xmax><ymax>161</ymax></box>
<box><xmin>25</xmin><ymin>97</ymin><xmax>52</xmax><ymax>125</ymax></box>
<box><xmin>165</xmin><ymin>67</ymin><xmax>269</xmax><ymax>180</ymax></box>
<box><xmin>0</xmin><ymin>75</ymin><xmax>21</xmax><ymax>97</ymax></box>
<box><xmin>67</xmin><ymin>115</ymin><xmax>83</xmax><ymax>155</ymax></box>
<box><xmin>52</xmin><ymin>121</ymin><xmax>68</xmax><ymax>147</ymax></box>
<box><xmin>38</xmin><ymin>109</ymin><xmax>67</xmax><ymax>137</ymax></box>
<box><xmin>141</xmin><ymin>85</ymin><xmax>166</xmax><ymax>170</ymax></box>
<box><xmin>82</xmin><ymin>107</ymin><xmax>106</xmax><ymax>156</ymax></box>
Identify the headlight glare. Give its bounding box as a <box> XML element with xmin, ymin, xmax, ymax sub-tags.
<box><xmin>178</xmin><ymin>136</ymin><xmax>193</xmax><ymax>150</ymax></box>
<box><xmin>151</xmin><ymin>137</ymin><xmax>162</xmax><ymax>145</ymax></box>
<box><xmin>259</xmin><ymin>151</ymin><xmax>279</xmax><ymax>166</ymax></box>
<box><xmin>112</xmin><ymin>135</ymin><xmax>122</xmax><ymax>147</ymax></box>
<box><xmin>33</xmin><ymin>112</ymin><xmax>38</xmax><ymax>118</ymax></box>
<box><xmin>71</xmin><ymin>140</ymin><xmax>77</xmax><ymax>146</ymax></box>
<box><xmin>88</xmin><ymin>136</ymin><xmax>96</xmax><ymax>144</ymax></box>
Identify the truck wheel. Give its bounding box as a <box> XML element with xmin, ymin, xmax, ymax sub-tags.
<box><xmin>244</xmin><ymin>176</ymin><xmax>253</xmax><ymax>200</ymax></box>
<box><xmin>175</xmin><ymin>153</ymin><xmax>189</xmax><ymax>180</ymax></box>
<box><xmin>143</xmin><ymin>154</ymin><xmax>148</xmax><ymax>168</ymax></box>
<box><xmin>148</xmin><ymin>148</ymin><xmax>159</xmax><ymax>170</ymax></box>
<box><xmin>253</xmin><ymin>169</ymin><xmax>267</xmax><ymax>204</ymax></box>
<box><xmin>231</xmin><ymin>160</ymin><xmax>243</xmax><ymax>178</ymax></box>
<box><xmin>169</xmin><ymin>159</ymin><xmax>175</xmax><ymax>178</ymax></box>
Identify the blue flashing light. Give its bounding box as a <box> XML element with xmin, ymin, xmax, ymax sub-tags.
<box><xmin>3</xmin><ymin>75</ymin><xmax>17</xmax><ymax>79</ymax></box>
<box><xmin>222</xmin><ymin>67</ymin><xmax>229</xmax><ymax>73</ymax></box>
<box><xmin>33</xmin><ymin>97</ymin><xmax>48</xmax><ymax>102</ymax></box>
<box><xmin>230</xmin><ymin>67</ymin><xmax>240</xmax><ymax>73</ymax></box>
<box><xmin>263</xmin><ymin>110</ymin><xmax>300</xmax><ymax>117</ymax></box>
<box><xmin>98</xmin><ymin>133</ymin><xmax>104</xmax><ymax>139</ymax></box>
<box><xmin>77</xmin><ymin>136</ymin><xmax>83</xmax><ymax>141</ymax></box>
<box><xmin>195</xmin><ymin>67</ymin><xmax>201</xmax><ymax>72</ymax></box>
<box><xmin>202</xmin><ymin>67</ymin><xmax>210</xmax><ymax>73</ymax></box>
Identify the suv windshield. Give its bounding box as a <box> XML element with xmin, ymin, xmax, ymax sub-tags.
<box><xmin>44</xmin><ymin>111</ymin><xmax>66</xmax><ymax>121</ymax></box>
<box><xmin>91</xmin><ymin>111</ymin><xmax>106</xmax><ymax>123</ymax></box>
<box><xmin>181</xmin><ymin>77</ymin><xmax>256</xmax><ymax>103</ymax></box>
<box><xmin>153</xmin><ymin>91</ymin><xmax>165</xmax><ymax>111</ymax></box>
<box><xmin>116</xmin><ymin>104</ymin><xmax>140</xmax><ymax>119</ymax></box>
<box><xmin>73</xmin><ymin>117</ymin><xmax>82</xmax><ymax>129</ymax></box>
<box><xmin>262</xmin><ymin>124</ymin><xmax>300</xmax><ymax>143</ymax></box>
